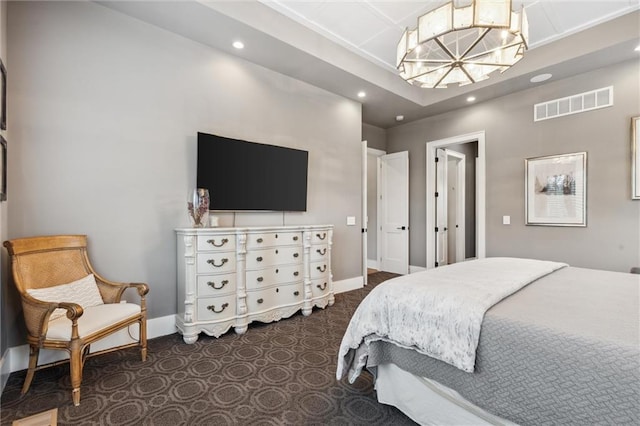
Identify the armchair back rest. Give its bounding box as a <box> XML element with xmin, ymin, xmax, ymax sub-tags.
<box><xmin>4</xmin><ymin>235</ymin><xmax>94</xmax><ymax>295</ymax></box>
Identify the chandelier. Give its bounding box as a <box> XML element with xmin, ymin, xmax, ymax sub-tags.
<box><xmin>397</xmin><ymin>0</ymin><xmax>529</xmax><ymax>88</ymax></box>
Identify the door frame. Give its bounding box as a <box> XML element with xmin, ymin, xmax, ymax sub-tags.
<box><xmin>426</xmin><ymin>131</ymin><xmax>485</xmax><ymax>269</ymax></box>
<box><xmin>362</xmin><ymin>143</ymin><xmax>387</xmax><ymax>282</ymax></box>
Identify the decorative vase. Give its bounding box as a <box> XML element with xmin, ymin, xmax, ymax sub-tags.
<box><xmin>187</xmin><ymin>188</ymin><xmax>210</xmax><ymax>228</ymax></box>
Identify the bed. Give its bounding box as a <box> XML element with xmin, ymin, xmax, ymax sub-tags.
<box><xmin>336</xmin><ymin>258</ymin><xmax>640</xmax><ymax>425</ymax></box>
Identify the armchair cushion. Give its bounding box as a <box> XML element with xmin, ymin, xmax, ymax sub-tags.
<box><xmin>46</xmin><ymin>303</ymin><xmax>141</xmax><ymax>341</ymax></box>
<box><xmin>26</xmin><ymin>274</ymin><xmax>104</xmax><ymax>320</ymax></box>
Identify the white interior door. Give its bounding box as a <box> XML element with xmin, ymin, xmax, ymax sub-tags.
<box><xmin>379</xmin><ymin>151</ymin><xmax>409</xmax><ymax>274</ymax></box>
<box><xmin>436</xmin><ymin>149</ymin><xmax>466</xmax><ymax>266</ymax></box>
<box><xmin>448</xmin><ymin>151</ymin><xmax>466</xmax><ymax>263</ymax></box>
<box><xmin>435</xmin><ymin>148</ymin><xmax>448</xmax><ymax>266</ymax></box>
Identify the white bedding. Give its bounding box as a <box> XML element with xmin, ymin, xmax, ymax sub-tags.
<box><xmin>337</xmin><ymin>257</ymin><xmax>567</xmax><ymax>382</ymax></box>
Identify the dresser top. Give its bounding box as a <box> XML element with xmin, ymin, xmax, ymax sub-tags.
<box><xmin>176</xmin><ymin>224</ymin><xmax>333</xmax><ymax>234</ymax></box>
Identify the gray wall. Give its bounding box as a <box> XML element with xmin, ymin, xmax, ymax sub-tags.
<box><xmin>5</xmin><ymin>1</ymin><xmax>362</xmax><ymax>347</ymax></box>
<box><xmin>362</xmin><ymin>123</ymin><xmax>387</xmax><ymax>151</ymax></box>
<box><xmin>387</xmin><ymin>59</ymin><xmax>640</xmax><ymax>272</ymax></box>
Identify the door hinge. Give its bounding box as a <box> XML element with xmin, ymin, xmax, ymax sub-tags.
<box><xmin>435</xmin><ymin>227</ymin><xmax>439</xmax><ymax>232</ymax></box>
<box><xmin>435</xmin><ymin>157</ymin><xmax>439</xmax><ymax>163</ymax></box>
<box><xmin>435</xmin><ymin>261</ymin><xmax>439</xmax><ymax>267</ymax></box>
<box><xmin>435</xmin><ymin>192</ymin><xmax>439</xmax><ymax>197</ymax></box>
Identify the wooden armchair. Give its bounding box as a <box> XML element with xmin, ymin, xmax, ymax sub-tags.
<box><xmin>3</xmin><ymin>235</ymin><xmax>149</xmax><ymax>406</ymax></box>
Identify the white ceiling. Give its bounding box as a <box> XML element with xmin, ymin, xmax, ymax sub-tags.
<box><xmin>261</xmin><ymin>1</ymin><xmax>639</xmax><ymax>71</ymax></box>
<box><xmin>99</xmin><ymin>0</ymin><xmax>640</xmax><ymax>128</ymax></box>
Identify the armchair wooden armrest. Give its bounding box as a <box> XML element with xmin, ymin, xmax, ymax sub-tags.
<box><xmin>21</xmin><ymin>293</ymin><xmax>84</xmax><ymax>338</ymax></box>
<box><xmin>94</xmin><ymin>275</ymin><xmax>149</xmax><ymax>304</ymax></box>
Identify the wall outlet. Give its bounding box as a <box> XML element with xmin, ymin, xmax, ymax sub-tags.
<box><xmin>347</xmin><ymin>216</ymin><xmax>356</xmax><ymax>226</ymax></box>
<box><xmin>502</xmin><ymin>215</ymin><xmax>511</xmax><ymax>225</ymax></box>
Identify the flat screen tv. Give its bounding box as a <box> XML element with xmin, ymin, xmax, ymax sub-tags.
<box><xmin>197</xmin><ymin>132</ymin><xmax>308</xmax><ymax>211</ymax></box>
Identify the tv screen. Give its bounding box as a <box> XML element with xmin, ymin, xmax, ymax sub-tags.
<box><xmin>197</xmin><ymin>132</ymin><xmax>308</xmax><ymax>211</ymax></box>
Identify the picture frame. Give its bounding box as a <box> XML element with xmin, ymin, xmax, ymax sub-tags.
<box><xmin>0</xmin><ymin>58</ymin><xmax>5</xmax><ymax>130</ymax></box>
<box><xmin>633</xmin><ymin>116</ymin><xmax>640</xmax><ymax>200</ymax></box>
<box><xmin>525</xmin><ymin>152</ymin><xmax>587</xmax><ymax>226</ymax></box>
<box><xmin>0</xmin><ymin>135</ymin><xmax>6</xmax><ymax>201</ymax></box>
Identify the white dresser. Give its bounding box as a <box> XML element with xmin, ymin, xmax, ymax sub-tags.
<box><xmin>175</xmin><ymin>225</ymin><xmax>333</xmax><ymax>343</ymax></box>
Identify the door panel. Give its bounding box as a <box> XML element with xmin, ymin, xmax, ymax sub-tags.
<box><xmin>379</xmin><ymin>151</ymin><xmax>409</xmax><ymax>274</ymax></box>
<box><xmin>435</xmin><ymin>148</ymin><xmax>448</xmax><ymax>267</ymax></box>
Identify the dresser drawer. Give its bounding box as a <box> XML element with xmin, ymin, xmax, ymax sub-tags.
<box><xmin>310</xmin><ymin>244</ymin><xmax>329</xmax><ymax>262</ymax></box>
<box><xmin>245</xmin><ymin>264</ymin><xmax>303</xmax><ymax>290</ymax></box>
<box><xmin>246</xmin><ymin>232</ymin><xmax>302</xmax><ymax>249</ymax></box>
<box><xmin>311</xmin><ymin>230</ymin><xmax>330</xmax><ymax>245</ymax></box>
<box><xmin>246</xmin><ymin>284</ymin><xmax>304</xmax><ymax>312</ymax></box>
<box><xmin>310</xmin><ymin>278</ymin><xmax>331</xmax><ymax>299</ymax></box>
<box><xmin>246</xmin><ymin>246</ymin><xmax>302</xmax><ymax>269</ymax></box>
<box><xmin>310</xmin><ymin>261</ymin><xmax>329</xmax><ymax>279</ymax></box>
<box><xmin>196</xmin><ymin>234</ymin><xmax>235</xmax><ymax>252</ymax></box>
<box><xmin>197</xmin><ymin>295</ymin><xmax>236</xmax><ymax>321</ymax></box>
<box><xmin>197</xmin><ymin>252</ymin><xmax>236</xmax><ymax>274</ymax></box>
<box><xmin>197</xmin><ymin>273</ymin><xmax>236</xmax><ymax>297</ymax></box>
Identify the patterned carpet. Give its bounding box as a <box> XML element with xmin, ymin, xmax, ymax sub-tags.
<box><xmin>1</xmin><ymin>272</ymin><xmax>416</xmax><ymax>425</ymax></box>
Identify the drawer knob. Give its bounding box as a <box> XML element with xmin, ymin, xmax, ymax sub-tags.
<box><xmin>257</xmin><ymin>277</ymin><xmax>264</xmax><ymax>282</ymax></box>
<box><xmin>293</xmin><ymin>236</ymin><xmax>298</xmax><ymax>241</ymax></box>
<box><xmin>207</xmin><ymin>280</ymin><xmax>229</xmax><ymax>290</ymax></box>
<box><xmin>316</xmin><ymin>248</ymin><xmax>327</xmax><ymax>256</ymax></box>
<box><xmin>293</xmin><ymin>271</ymin><xmax>299</xmax><ymax>277</ymax></box>
<box><xmin>276</xmin><ymin>249</ymin><xmax>279</xmax><ymax>254</ymax></box>
<box><xmin>293</xmin><ymin>253</ymin><xmax>299</xmax><ymax>258</ymax></box>
<box><xmin>257</xmin><ymin>238</ymin><xmax>263</xmax><ymax>243</ymax></box>
<box><xmin>207</xmin><ymin>258</ymin><xmax>229</xmax><ymax>268</ymax></box>
<box><xmin>294</xmin><ymin>291</ymin><xmax>300</xmax><ymax>296</ymax></box>
<box><xmin>207</xmin><ymin>303</ymin><xmax>229</xmax><ymax>313</ymax></box>
<box><xmin>316</xmin><ymin>282</ymin><xmax>327</xmax><ymax>291</ymax></box>
<box><xmin>316</xmin><ymin>232</ymin><xmax>326</xmax><ymax>240</ymax></box>
<box><xmin>257</xmin><ymin>298</ymin><xmax>264</xmax><ymax>304</ymax></box>
<box><xmin>206</xmin><ymin>238</ymin><xmax>228</xmax><ymax>247</ymax></box>
<box><xmin>257</xmin><ymin>256</ymin><xmax>263</xmax><ymax>262</ymax></box>
<box><xmin>317</xmin><ymin>265</ymin><xmax>327</xmax><ymax>273</ymax></box>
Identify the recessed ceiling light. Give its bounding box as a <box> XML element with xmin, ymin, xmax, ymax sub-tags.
<box><xmin>635</xmin><ymin>45</ymin><xmax>640</xmax><ymax>52</ymax></box>
<box><xmin>396</xmin><ymin>115</ymin><xmax>404</xmax><ymax>122</ymax></box>
<box><xmin>232</xmin><ymin>41</ymin><xmax>244</xmax><ymax>50</ymax></box>
<box><xmin>530</xmin><ymin>73</ymin><xmax>552</xmax><ymax>83</ymax></box>
<box><xmin>357</xmin><ymin>91</ymin><xmax>366</xmax><ymax>98</ymax></box>
<box><xmin>466</xmin><ymin>96</ymin><xmax>476</xmax><ymax>102</ymax></box>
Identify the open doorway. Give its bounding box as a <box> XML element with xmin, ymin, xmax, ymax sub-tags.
<box><xmin>426</xmin><ymin>131</ymin><xmax>486</xmax><ymax>269</ymax></box>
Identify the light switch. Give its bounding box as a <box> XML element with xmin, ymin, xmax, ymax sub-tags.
<box><xmin>347</xmin><ymin>216</ymin><xmax>356</xmax><ymax>226</ymax></box>
<box><xmin>502</xmin><ymin>215</ymin><xmax>511</xmax><ymax>225</ymax></box>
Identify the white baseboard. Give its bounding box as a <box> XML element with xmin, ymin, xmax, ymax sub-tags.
<box><xmin>1</xmin><ymin>314</ymin><xmax>178</xmax><ymax>381</ymax></box>
<box><xmin>333</xmin><ymin>276</ymin><xmax>364</xmax><ymax>294</ymax></box>
<box><xmin>409</xmin><ymin>265</ymin><xmax>427</xmax><ymax>273</ymax></box>
<box><xmin>367</xmin><ymin>259</ymin><xmax>379</xmax><ymax>270</ymax></box>
<box><xmin>0</xmin><ymin>350</ymin><xmax>10</xmax><ymax>393</ymax></box>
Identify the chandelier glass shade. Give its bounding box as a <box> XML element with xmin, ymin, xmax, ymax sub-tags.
<box><xmin>397</xmin><ymin>0</ymin><xmax>529</xmax><ymax>88</ymax></box>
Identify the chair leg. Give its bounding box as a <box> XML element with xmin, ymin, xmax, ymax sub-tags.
<box><xmin>140</xmin><ymin>319</ymin><xmax>147</xmax><ymax>362</ymax></box>
<box><xmin>69</xmin><ymin>344</ymin><xmax>83</xmax><ymax>406</ymax></box>
<box><xmin>21</xmin><ymin>345</ymin><xmax>40</xmax><ymax>395</ymax></box>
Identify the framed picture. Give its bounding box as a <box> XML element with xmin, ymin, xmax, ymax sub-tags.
<box><xmin>0</xmin><ymin>58</ymin><xmax>5</xmax><ymax>130</ymax></box>
<box><xmin>525</xmin><ymin>152</ymin><xmax>587</xmax><ymax>226</ymax></box>
<box><xmin>0</xmin><ymin>135</ymin><xmax>6</xmax><ymax>201</ymax></box>
<box><xmin>633</xmin><ymin>116</ymin><xmax>640</xmax><ymax>200</ymax></box>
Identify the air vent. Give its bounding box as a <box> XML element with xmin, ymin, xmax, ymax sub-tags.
<box><xmin>534</xmin><ymin>86</ymin><xmax>613</xmax><ymax>122</ymax></box>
